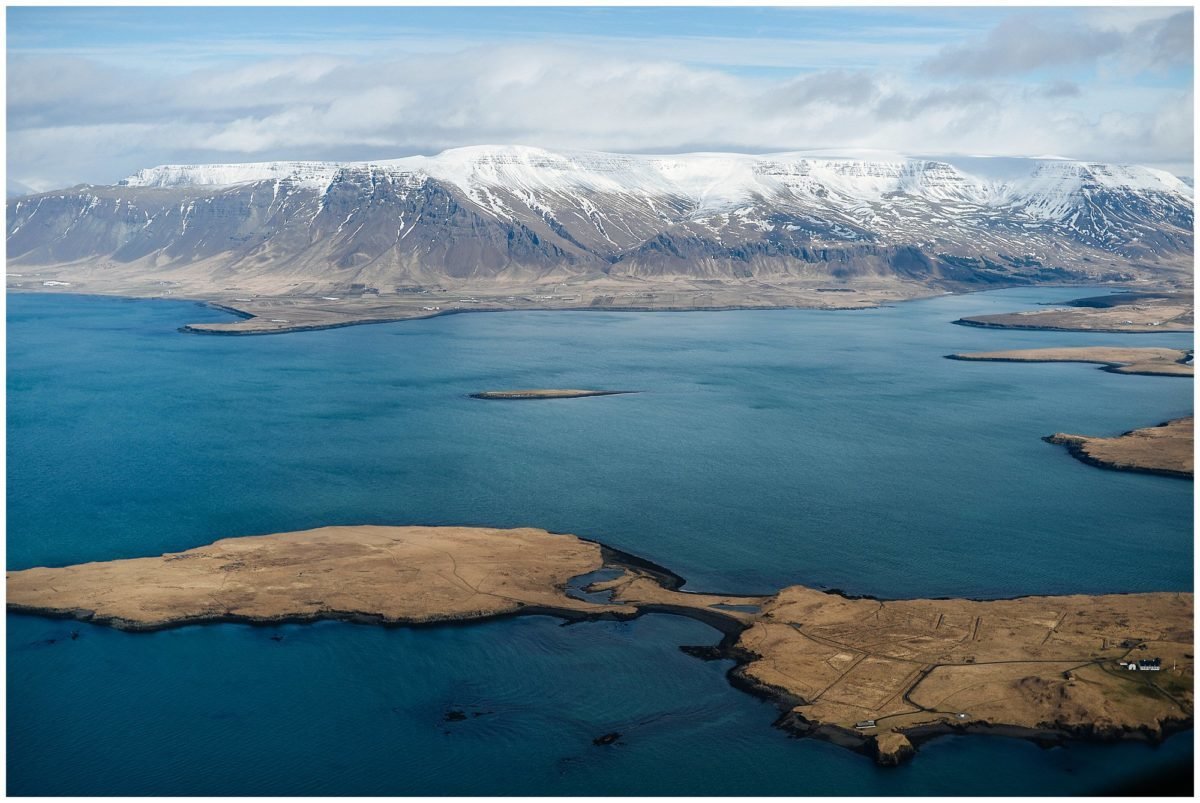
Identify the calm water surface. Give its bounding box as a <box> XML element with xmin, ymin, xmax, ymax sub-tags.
<box><xmin>6</xmin><ymin>288</ymin><xmax>1193</xmax><ymax>794</ymax></box>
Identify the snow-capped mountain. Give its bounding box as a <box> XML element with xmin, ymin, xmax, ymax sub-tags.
<box><xmin>7</xmin><ymin>146</ymin><xmax>1193</xmax><ymax>290</ymax></box>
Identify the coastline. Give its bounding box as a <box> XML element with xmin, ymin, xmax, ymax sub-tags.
<box><xmin>944</xmin><ymin>351</ymin><xmax>1194</xmax><ymax>378</ymax></box>
<box><xmin>8</xmin><ymin>526</ymin><xmax>1192</xmax><ymax>765</ymax></box>
<box><xmin>952</xmin><ymin>318</ymin><xmax>1196</xmax><ymax>334</ymax></box>
<box><xmin>10</xmin><ymin>280</ymin><xmax>1187</xmax><ymax>336</ymax></box>
<box><xmin>1044</xmin><ymin>439</ymin><xmax>1193</xmax><ymax>480</ymax></box>
<box><xmin>178</xmin><ymin>302</ymin><xmax>869</xmax><ymax>336</ymax></box>
<box><xmin>1043</xmin><ymin>419</ymin><xmax>1195</xmax><ymax>480</ymax></box>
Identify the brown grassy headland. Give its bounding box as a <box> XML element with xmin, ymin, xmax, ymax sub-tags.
<box><xmin>953</xmin><ymin>292</ymin><xmax>1193</xmax><ymax>333</ymax></box>
<box><xmin>1045</xmin><ymin>417</ymin><xmax>1194</xmax><ymax>479</ymax></box>
<box><xmin>738</xmin><ymin>584</ymin><xmax>1192</xmax><ymax>763</ymax></box>
<box><xmin>947</xmin><ymin>347</ymin><xmax>1193</xmax><ymax>377</ymax></box>
<box><xmin>8</xmin><ymin>525</ymin><xmax>1192</xmax><ymax>765</ymax></box>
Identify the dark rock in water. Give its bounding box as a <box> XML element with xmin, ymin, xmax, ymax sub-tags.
<box><xmin>443</xmin><ymin>709</ymin><xmax>468</xmax><ymax>722</ymax></box>
<box><xmin>592</xmin><ymin>732</ymin><xmax>622</xmax><ymax>746</ymax></box>
<box><xmin>269</xmin><ymin>634</ymin><xmax>284</xmax><ymax>642</ymax></box>
<box><xmin>680</xmin><ymin>645</ymin><xmax>725</xmax><ymax>661</ymax></box>
<box><xmin>70</xmin><ymin>631</ymin><xmax>80</xmax><ymax>641</ymax></box>
<box><xmin>470</xmin><ymin>390</ymin><xmax>635</xmax><ymax>401</ymax></box>
<box><xmin>822</xmin><ymin>587</ymin><xmax>879</xmax><ymax>601</ymax></box>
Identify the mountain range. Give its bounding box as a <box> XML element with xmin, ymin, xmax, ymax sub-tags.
<box><xmin>6</xmin><ymin>146</ymin><xmax>1194</xmax><ymax>297</ymax></box>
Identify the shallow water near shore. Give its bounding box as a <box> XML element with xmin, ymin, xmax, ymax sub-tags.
<box><xmin>6</xmin><ymin>288</ymin><xmax>1194</xmax><ymax>794</ymax></box>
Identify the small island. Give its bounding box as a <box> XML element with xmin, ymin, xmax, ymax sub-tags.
<box><xmin>469</xmin><ymin>390</ymin><xmax>636</xmax><ymax>400</ymax></box>
<box><xmin>953</xmin><ymin>291</ymin><xmax>1193</xmax><ymax>333</ymax></box>
<box><xmin>1045</xmin><ymin>417</ymin><xmax>1194</xmax><ymax>479</ymax></box>
<box><xmin>8</xmin><ymin>525</ymin><xmax>1192</xmax><ymax>765</ymax></box>
<box><xmin>946</xmin><ymin>347</ymin><xmax>1193</xmax><ymax>377</ymax></box>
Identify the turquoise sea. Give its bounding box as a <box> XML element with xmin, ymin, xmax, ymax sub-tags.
<box><xmin>6</xmin><ymin>288</ymin><xmax>1194</xmax><ymax>795</ymax></box>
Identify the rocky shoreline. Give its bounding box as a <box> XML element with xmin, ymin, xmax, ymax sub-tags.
<box><xmin>951</xmin><ymin>290</ymin><xmax>1194</xmax><ymax>334</ymax></box>
<box><xmin>947</xmin><ymin>355</ymin><xmax>1190</xmax><ymax>377</ymax></box>
<box><xmin>1044</xmin><ymin>418</ymin><xmax>1194</xmax><ymax>480</ymax></box>
<box><xmin>951</xmin><ymin>319</ymin><xmax>1194</xmax><ymax>334</ymax></box>
<box><xmin>945</xmin><ymin>347</ymin><xmax>1193</xmax><ymax>378</ymax></box>
<box><xmin>20</xmin><ymin>584</ymin><xmax>1186</xmax><ymax>768</ymax></box>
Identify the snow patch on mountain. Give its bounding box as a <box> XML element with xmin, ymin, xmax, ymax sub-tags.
<box><xmin>119</xmin><ymin>146</ymin><xmax>1191</xmax><ymax>224</ymax></box>
<box><xmin>121</xmin><ymin>161</ymin><xmax>346</xmax><ymax>190</ymax></box>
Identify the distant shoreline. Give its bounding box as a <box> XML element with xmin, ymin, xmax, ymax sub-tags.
<box><xmin>945</xmin><ymin>347</ymin><xmax>1194</xmax><ymax>378</ymax></box>
<box><xmin>179</xmin><ymin>302</ymin><xmax>869</xmax><ymax>336</ymax></box>
<box><xmin>10</xmin><ymin>281</ymin><xmax>1192</xmax><ymax>337</ymax></box>
<box><xmin>953</xmin><ymin>318</ymin><xmax>1195</xmax><ymax>334</ymax></box>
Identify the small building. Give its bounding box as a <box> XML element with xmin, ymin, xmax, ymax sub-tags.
<box><xmin>854</xmin><ymin>720</ymin><xmax>876</xmax><ymax>730</ymax></box>
<box><xmin>1138</xmin><ymin>658</ymin><xmax>1162</xmax><ymax>671</ymax></box>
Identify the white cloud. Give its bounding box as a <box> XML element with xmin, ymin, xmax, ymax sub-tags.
<box><xmin>7</xmin><ymin>32</ymin><xmax>1194</xmax><ymax>190</ymax></box>
<box><xmin>922</xmin><ymin>9</ymin><xmax>1192</xmax><ymax>78</ymax></box>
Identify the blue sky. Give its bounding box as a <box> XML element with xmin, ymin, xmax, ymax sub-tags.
<box><xmin>6</xmin><ymin>7</ymin><xmax>1011</xmax><ymax>57</ymax></box>
<box><xmin>6</xmin><ymin>6</ymin><xmax>1194</xmax><ymax>189</ymax></box>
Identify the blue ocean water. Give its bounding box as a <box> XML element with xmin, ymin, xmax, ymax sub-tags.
<box><xmin>6</xmin><ymin>288</ymin><xmax>1194</xmax><ymax>795</ymax></box>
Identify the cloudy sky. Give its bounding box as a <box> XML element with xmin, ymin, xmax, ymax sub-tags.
<box><xmin>6</xmin><ymin>6</ymin><xmax>1194</xmax><ymax>191</ymax></box>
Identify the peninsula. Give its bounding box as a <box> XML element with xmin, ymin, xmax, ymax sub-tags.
<box><xmin>953</xmin><ymin>292</ymin><xmax>1194</xmax><ymax>333</ymax></box>
<box><xmin>946</xmin><ymin>347</ymin><xmax>1193</xmax><ymax>377</ymax></box>
<box><xmin>169</xmin><ymin>286</ymin><xmax>892</xmax><ymax>336</ymax></box>
<box><xmin>8</xmin><ymin>525</ymin><xmax>1192</xmax><ymax>765</ymax></box>
<box><xmin>1045</xmin><ymin>417</ymin><xmax>1194</xmax><ymax>479</ymax></box>
<box><xmin>470</xmin><ymin>390</ymin><xmax>636</xmax><ymax>400</ymax></box>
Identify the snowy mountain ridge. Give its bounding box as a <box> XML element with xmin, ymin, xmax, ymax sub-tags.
<box><xmin>118</xmin><ymin>145</ymin><xmax>1191</xmax><ymax>218</ymax></box>
<box><xmin>10</xmin><ymin>145</ymin><xmax>1193</xmax><ymax>292</ymax></box>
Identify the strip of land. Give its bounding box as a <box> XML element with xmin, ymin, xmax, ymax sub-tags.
<box><xmin>947</xmin><ymin>347</ymin><xmax>1193</xmax><ymax>377</ymax></box>
<box><xmin>7</xmin><ymin>525</ymin><xmax>1192</xmax><ymax>765</ymax></box>
<box><xmin>1045</xmin><ymin>417</ymin><xmax>1194</xmax><ymax>479</ymax></box>
<box><xmin>470</xmin><ymin>390</ymin><xmax>635</xmax><ymax>400</ymax></box>
<box><xmin>178</xmin><ymin>286</ymin><xmax>895</xmax><ymax>335</ymax></box>
<box><xmin>954</xmin><ymin>292</ymin><xmax>1193</xmax><ymax>333</ymax></box>
<box><xmin>3</xmin><ymin>526</ymin><xmax>764</xmax><ymax>633</ymax></box>
<box><xmin>8</xmin><ymin>278</ymin><xmax>914</xmax><ymax>335</ymax></box>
